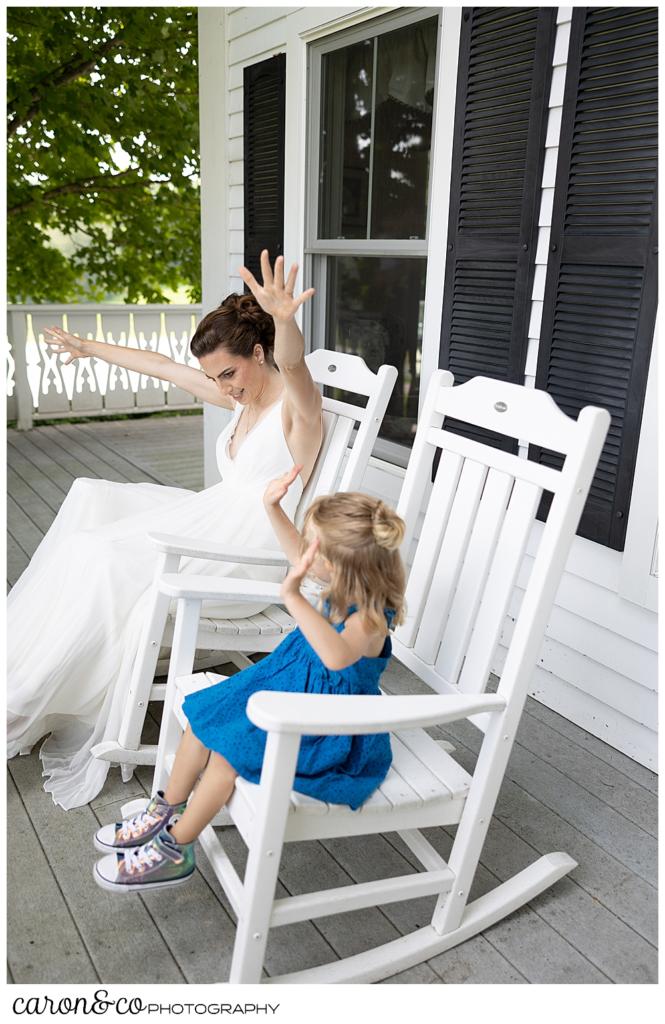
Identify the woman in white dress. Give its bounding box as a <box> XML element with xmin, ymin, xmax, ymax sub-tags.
<box><xmin>7</xmin><ymin>251</ymin><xmax>323</xmax><ymax>809</ymax></box>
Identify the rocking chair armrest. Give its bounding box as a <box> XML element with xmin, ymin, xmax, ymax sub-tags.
<box><xmin>246</xmin><ymin>691</ymin><xmax>507</xmax><ymax>735</ymax></box>
<box><xmin>158</xmin><ymin>572</ymin><xmax>285</xmax><ymax>605</ymax></box>
<box><xmin>149</xmin><ymin>532</ymin><xmax>288</xmax><ymax>567</ymax></box>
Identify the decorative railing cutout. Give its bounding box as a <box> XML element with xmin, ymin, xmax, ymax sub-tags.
<box><xmin>6</xmin><ymin>304</ymin><xmax>202</xmax><ymax>427</ymax></box>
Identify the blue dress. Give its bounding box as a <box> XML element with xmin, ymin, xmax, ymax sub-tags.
<box><xmin>183</xmin><ymin>606</ymin><xmax>394</xmax><ymax>810</ymax></box>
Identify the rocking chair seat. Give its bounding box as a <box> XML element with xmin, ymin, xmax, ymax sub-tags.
<box><xmin>165</xmin><ymin>605</ymin><xmax>296</xmax><ymax>640</ymax></box>
<box><xmin>173</xmin><ymin>672</ymin><xmax>475</xmax><ymax>842</ymax></box>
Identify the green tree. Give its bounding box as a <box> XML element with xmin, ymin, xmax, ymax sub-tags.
<box><xmin>7</xmin><ymin>7</ymin><xmax>201</xmax><ymax>303</ymax></box>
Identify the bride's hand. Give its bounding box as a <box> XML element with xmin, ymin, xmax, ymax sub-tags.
<box><xmin>42</xmin><ymin>327</ymin><xmax>90</xmax><ymax>364</ymax></box>
<box><xmin>239</xmin><ymin>250</ymin><xmax>315</xmax><ymax>323</ymax></box>
<box><xmin>263</xmin><ymin>464</ymin><xmax>303</xmax><ymax>509</ymax></box>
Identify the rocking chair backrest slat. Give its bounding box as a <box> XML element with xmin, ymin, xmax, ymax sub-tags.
<box><xmin>433</xmin><ymin>468</ymin><xmax>514</xmax><ymax>686</ymax></box>
<box><xmin>294</xmin><ymin>352</ymin><xmax>398</xmax><ymax>530</ymax></box>
<box><xmin>399</xmin><ymin>450</ymin><xmax>463</xmax><ymax>648</ymax></box>
<box><xmin>297</xmin><ymin>411</ymin><xmax>354</xmax><ymax>515</ymax></box>
<box><xmin>453</xmin><ymin>478</ymin><xmax>541</xmax><ymax>696</ymax></box>
<box><xmin>413</xmin><ymin>458</ymin><xmax>489</xmax><ymax>667</ymax></box>
<box><xmin>396</xmin><ymin>370</ymin><xmax>453</xmax><ymax>555</ymax></box>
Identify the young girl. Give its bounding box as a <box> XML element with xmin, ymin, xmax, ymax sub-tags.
<box><xmin>93</xmin><ymin>468</ymin><xmax>406</xmax><ymax>892</ymax></box>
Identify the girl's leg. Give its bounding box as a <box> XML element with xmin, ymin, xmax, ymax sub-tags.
<box><xmin>163</xmin><ymin>725</ymin><xmax>211</xmax><ymax>805</ymax></box>
<box><xmin>170</xmin><ymin>752</ymin><xmax>237</xmax><ymax>845</ymax></box>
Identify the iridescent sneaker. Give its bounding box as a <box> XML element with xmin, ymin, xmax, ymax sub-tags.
<box><xmin>93</xmin><ymin>791</ymin><xmax>187</xmax><ymax>853</ymax></box>
<box><xmin>93</xmin><ymin>827</ymin><xmax>195</xmax><ymax>893</ymax></box>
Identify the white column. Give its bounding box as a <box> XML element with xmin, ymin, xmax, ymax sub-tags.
<box><xmin>198</xmin><ymin>7</ymin><xmax>232</xmax><ymax>485</ymax></box>
<box><xmin>419</xmin><ymin>7</ymin><xmax>462</xmax><ymax>415</ymax></box>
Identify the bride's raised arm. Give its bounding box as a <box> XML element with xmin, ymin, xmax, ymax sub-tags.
<box><xmin>42</xmin><ymin>325</ymin><xmax>234</xmax><ymax>409</ymax></box>
<box><xmin>238</xmin><ymin>249</ymin><xmax>322</xmax><ymax>428</ymax></box>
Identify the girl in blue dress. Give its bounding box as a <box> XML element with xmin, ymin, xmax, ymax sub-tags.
<box><xmin>93</xmin><ymin>466</ymin><xmax>406</xmax><ymax>892</ymax></box>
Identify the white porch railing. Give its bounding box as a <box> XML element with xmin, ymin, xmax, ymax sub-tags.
<box><xmin>6</xmin><ymin>304</ymin><xmax>203</xmax><ymax>429</ymax></box>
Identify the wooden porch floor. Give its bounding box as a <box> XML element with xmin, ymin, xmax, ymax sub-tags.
<box><xmin>6</xmin><ymin>414</ymin><xmax>658</xmax><ymax>984</ymax></box>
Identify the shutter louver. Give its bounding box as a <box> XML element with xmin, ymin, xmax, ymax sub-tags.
<box><xmin>531</xmin><ymin>7</ymin><xmax>657</xmax><ymax>550</ymax></box>
<box><xmin>439</xmin><ymin>7</ymin><xmax>556</xmax><ymax>453</ymax></box>
<box><xmin>243</xmin><ymin>54</ymin><xmax>286</xmax><ymax>285</ymax></box>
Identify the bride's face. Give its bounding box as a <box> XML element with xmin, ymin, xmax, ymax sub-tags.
<box><xmin>199</xmin><ymin>345</ymin><xmax>268</xmax><ymax>404</ymax></box>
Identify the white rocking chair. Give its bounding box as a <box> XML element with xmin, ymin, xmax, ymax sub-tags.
<box><xmin>91</xmin><ymin>350</ymin><xmax>397</xmax><ymax>777</ymax></box>
<box><xmin>127</xmin><ymin>370</ymin><xmax>610</xmax><ymax>983</ymax></box>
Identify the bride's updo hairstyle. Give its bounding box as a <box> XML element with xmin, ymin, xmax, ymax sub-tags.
<box><xmin>303</xmin><ymin>492</ymin><xmax>406</xmax><ymax>634</ymax></box>
<box><xmin>190</xmin><ymin>293</ymin><xmax>276</xmax><ymax>367</ymax></box>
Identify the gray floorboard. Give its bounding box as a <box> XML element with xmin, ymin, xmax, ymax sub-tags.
<box><xmin>510</xmin><ymin>710</ymin><xmax>656</xmax><ymax>835</ymax></box>
<box><xmin>51</xmin><ymin>422</ymin><xmax>165</xmax><ymax>485</ymax></box>
<box><xmin>8</xmin><ymin>430</ymin><xmax>78</xmax><ymax>497</ymax></box>
<box><xmin>5</xmin><ymin>415</ymin><xmax>657</xmax><ymax>985</ymax></box>
<box><xmin>7</xmin><ymin>771</ymin><xmax>99</xmax><ymax>984</ymax></box>
<box><xmin>7</xmin><ymin>537</ymin><xmax>30</xmax><ymax>588</ymax></box>
<box><xmin>7</xmin><ymin>494</ymin><xmax>45</xmax><ymax>554</ymax></box>
<box><xmin>9</xmin><ymin>752</ymin><xmax>185</xmax><ymax>986</ymax></box>
<box><xmin>7</xmin><ymin>466</ymin><xmax>60</xmax><ymax>531</ymax></box>
<box><xmin>526</xmin><ymin>700</ymin><xmax>658</xmax><ymax>795</ymax></box>
<box><xmin>427</xmin><ymin>723</ymin><xmax>658</xmax><ymax>947</ymax></box>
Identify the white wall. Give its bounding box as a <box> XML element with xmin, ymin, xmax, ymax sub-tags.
<box><xmin>198</xmin><ymin>6</ymin><xmax>658</xmax><ymax>769</ymax></box>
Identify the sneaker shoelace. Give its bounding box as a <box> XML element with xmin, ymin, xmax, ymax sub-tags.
<box><xmin>122</xmin><ymin>842</ymin><xmax>164</xmax><ymax>876</ymax></box>
<box><xmin>118</xmin><ymin>804</ymin><xmax>163</xmax><ymax>841</ymax></box>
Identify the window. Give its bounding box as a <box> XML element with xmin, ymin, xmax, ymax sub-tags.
<box><xmin>307</xmin><ymin>10</ymin><xmax>439</xmax><ymax>456</ymax></box>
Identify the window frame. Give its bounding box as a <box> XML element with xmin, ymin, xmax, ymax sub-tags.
<box><xmin>304</xmin><ymin>6</ymin><xmax>443</xmax><ymax>465</ymax></box>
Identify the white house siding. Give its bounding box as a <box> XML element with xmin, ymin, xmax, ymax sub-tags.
<box><xmin>198</xmin><ymin>7</ymin><xmax>658</xmax><ymax>768</ymax></box>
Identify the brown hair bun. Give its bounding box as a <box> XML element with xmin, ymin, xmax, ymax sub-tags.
<box><xmin>190</xmin><ymin>292</ymin><xmax>275</xmax><ymax>364</ymax></box>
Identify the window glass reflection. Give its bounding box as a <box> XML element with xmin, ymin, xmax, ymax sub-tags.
<box><xmin>371</xmin><ymin>18</ymin><xmax>437</xmax><ymax>238</ymax></box>
<box><xmin>318</xmin><ymin>18</ymin><xmax>438</xmax><ymax>241</ymax></box>
<box><xmin>319</xmin><ymin>41</ymin><xmax>373</xmax><ymax>239</ymax></box>
<box><xmin>324</xmin><ymin>256</ymin><xmax>427</xmax><ymax>444</ymax></box>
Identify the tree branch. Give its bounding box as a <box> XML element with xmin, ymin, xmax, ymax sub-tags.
<box><xmin>8</xmin><ymin>169</ymin><xmax>145</xmax><ymax>215</ymax></box>
<box><xmin>8</xmin><ymin>33</ymin><xmax>125</xmax><ymax>136</ymax></box>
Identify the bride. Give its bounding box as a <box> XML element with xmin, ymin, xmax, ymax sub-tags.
<box><xmin>7</xmin><ymin>251</ymin><xmax>323</xmax><ymax>809</ymax></box>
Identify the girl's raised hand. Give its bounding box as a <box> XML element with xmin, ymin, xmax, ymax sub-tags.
<box><xmin>42</xmin><ymin>327</ymin><xmax>90</xmax><ymax>364</ymax></box>
<box><xmin>239</xmin><ymin>250</ymin><xmax>315</xmax><ymax>323</ymax></box>
<box><xmin>281</xmin><ymin>537</ymin><xmax>320</xmax><ymax>601</ymax></box>
<box><xmin>263</xmin><ymin>464</ymin><xmax>303</xmax><ymax>508</ymax></box>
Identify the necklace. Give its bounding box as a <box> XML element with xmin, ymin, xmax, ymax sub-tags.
<box><xmin>232</xmin><ymin>394</ymin><xmax>271</xmax><ymax>453</ymax></box>
<box><xmin>241</xmin><ymin>404</ymin><xmax>258</xmax><ymax>439</ymax></box>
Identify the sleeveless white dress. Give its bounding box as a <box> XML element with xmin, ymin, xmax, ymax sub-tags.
<box><xmin>7</xmin><ymin>398</ymin><xmax>303</xmax><ymax>809</ymax></box>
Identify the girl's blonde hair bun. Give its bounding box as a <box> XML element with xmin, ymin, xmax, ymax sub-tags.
<box><xmin>371</xmin><ymin>501</ymin><xmax>405</xmax><ymax>551</ymax></box>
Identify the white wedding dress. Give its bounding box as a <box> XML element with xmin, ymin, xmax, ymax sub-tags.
<box><xmin>7</xmin><ymin>398</ymin><xmax>303</xmax><ymax>809</ymax></box>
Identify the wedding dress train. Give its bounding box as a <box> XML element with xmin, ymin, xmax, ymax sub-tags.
<box><xmin>7</xmin><ymin>399</ymin><xmax>302</xmax><ymax>809</ymax></box>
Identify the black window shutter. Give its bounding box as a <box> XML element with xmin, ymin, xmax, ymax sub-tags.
<box><xmin>531</xmin><ymin>7</ymin><xmax>658</xmax><ymax>550</ymax></box>
<box><xmin>439</xmin><ymin>7</ymin><xmax>556</xmax><ymax>453</ymax></box>
<box><xmin>243</xmin><ymin>54</ymin><xmax>286</xmax><ymax>285</ymax></box>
